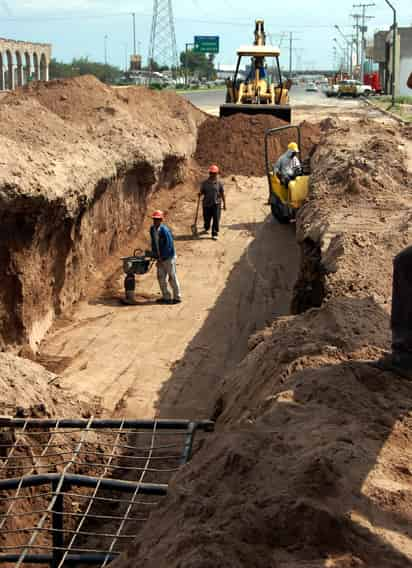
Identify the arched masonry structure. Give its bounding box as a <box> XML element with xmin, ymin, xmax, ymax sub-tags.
<box><xmin>0</xmin><ymin>38</ymin><xmax>52</xmax><ymax>90</ymax></box>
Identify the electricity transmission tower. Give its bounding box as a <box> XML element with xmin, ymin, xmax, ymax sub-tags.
<box><xmin>148</xmin><ymin>0</ymin><xmax>179</xmax><ymax>79</ymax></box>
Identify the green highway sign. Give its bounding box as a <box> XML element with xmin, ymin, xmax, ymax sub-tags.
<box><xmin>193</xmin><ymin>36</ymin><xmax>220</xmax><ymax>54</ymax></box>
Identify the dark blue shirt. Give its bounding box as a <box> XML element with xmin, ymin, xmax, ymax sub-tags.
<box><xmin>150</xmin><ymin>224</ymin><xmax>175</xmax><ymax>261</ymax></box>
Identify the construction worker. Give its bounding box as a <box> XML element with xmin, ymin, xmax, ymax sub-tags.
<box><xmin>200</xmin><ymin>164</ymin><xmax>226</xmax><ymax>241</ymax></box>
<box><xmin>372</xmin><ymin>246</ymin><xmax>412</xmax><ymax>378</ymax></box>
<box><xmin>274</xmin><ymin>142</ymin><xmax>302</xmax><ymax>188</ymax></box>
<box><xmin>150</xmin><ymin>210</ymin><xmax>181</xmax><ymax>304</ymax></box>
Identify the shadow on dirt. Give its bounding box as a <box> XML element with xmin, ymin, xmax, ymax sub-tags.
<box><xmin>154</xmin><ymin>215</ymin><xmax>298</xmax><ymax>419</ymax></box>
<box><xmin>147</xmin><ymin>211</ymin><xmax>412</xmax><ymax>566</ymax></box>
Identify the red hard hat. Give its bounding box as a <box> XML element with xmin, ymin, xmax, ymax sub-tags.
<box><xmin>152</xmin><ymin>210</ymin><xmax>164</xmax><ymax>219</ymax></box>
<box><xmin>208</xmin><ymin>164</ymin><xmax>219</xmax><ymax>174</ymax></box>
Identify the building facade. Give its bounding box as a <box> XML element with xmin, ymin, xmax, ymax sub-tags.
<box><xmin>0</xmin><ymin>38</ymin><xmax>52</xmax><ymax>91</ymax></box>
<box><xmin>372</xmin><ymin>27</ymin><xmax>412</xmax><ymax>97</ymax></box>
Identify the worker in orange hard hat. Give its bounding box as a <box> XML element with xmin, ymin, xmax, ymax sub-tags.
<box><xmin>199</xmin><ymin>164</ymin><xmax>226</xmax><ymax>241</ymax></box>
<box><xmin>150</xmin><ymin>210</ymin><xmax>181</xmax><ymax>304</ymax></box>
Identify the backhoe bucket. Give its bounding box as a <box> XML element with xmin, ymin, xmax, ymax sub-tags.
<box><xmin>219</xmin><ymin>103</ymin><xmax>291</xmax><ymax>123</ymax></box>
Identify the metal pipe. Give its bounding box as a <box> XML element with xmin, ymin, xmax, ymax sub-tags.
<box><xmin>384</xmin><ymin>0</ymin><xmax>397</xmax><ymax>107</ymax></box>
<box><xmin>0</xmin><ymin>418</ymin><xmax>214</xmax><ymax>431</ymax></box>
<box><xmin>0</xmin><ymin>554</ymin><xmax>117</xmax><ymax>565</ymax></box>
<box><xmin>0</xmin><ymin>473</ymin><xmax>168</xmax><ymax>494</ymax></box>
<box><xmin>51</xmin><ymin>480</ymin><xmax>64</xmax><ymax>568</ymax></box>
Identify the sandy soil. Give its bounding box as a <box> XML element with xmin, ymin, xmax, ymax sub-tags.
<box><xmin>39</xmin><ymin>175</ymin><xmax>299</xmax><ymax>419</ymax></box>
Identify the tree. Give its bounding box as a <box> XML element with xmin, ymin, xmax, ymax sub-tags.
<box><xmin>179</xmin><ymin>50</ymin><xmax>216</xmax><ymax>80</ymax></box>
<box><xmin>49</xmin><ymin>57</ymin><xmax>123</xmax><ymax>83</ymax></box>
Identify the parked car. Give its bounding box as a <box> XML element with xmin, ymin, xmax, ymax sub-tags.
<box><xmin>337</xmin><ymin>80</ymin><xmax>374</xmax><ymax>97</ymax></box>
<box><xmin>325</xmin><ymin>84</ymin><xmax>339</xmax><ymax>97</ymax></box>
<box><xmin>306</xmin><ymin>82</ymin><xmax>317</xmax><ymax>92</ymax></box>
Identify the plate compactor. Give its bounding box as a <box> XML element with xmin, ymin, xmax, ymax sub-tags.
<box><xmin>265</xmin><ymin>124</ymin><xmax>311</xmax><ymax>224</ymax></box>
<box><xmin>121</xmin><ymin>250</ymin><xmax>155</xmax><ymax>304</ymax></box>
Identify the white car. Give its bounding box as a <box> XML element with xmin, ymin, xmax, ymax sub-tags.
<box><xmin>306</xmin><ymin>82</ymin><xmax>317</xmax><ymax>92</ymax></box>
<box><xmin>325</xmin><ymin>84</ymin><xmax>339</xmax><ymax>97</ymax></box>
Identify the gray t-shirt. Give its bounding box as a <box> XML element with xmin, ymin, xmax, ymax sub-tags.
<box><xmin>200</xmin><ymin>179</ymin><xmax>225</xmax><ymax>207</ymax></box>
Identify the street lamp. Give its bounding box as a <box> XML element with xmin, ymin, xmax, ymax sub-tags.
<box><xmin>383</xmin><ymin>0</ymin><xmax>397</xmax><ymax>108</ymax></box>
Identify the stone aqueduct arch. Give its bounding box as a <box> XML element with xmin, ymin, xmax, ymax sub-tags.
<box><xmin>0</xmin><ymin>38</ymin><xmax>52</xmax><ymax>90</ymax></box>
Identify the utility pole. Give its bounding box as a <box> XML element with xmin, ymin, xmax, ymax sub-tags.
<box><xmin>184</xmin><ymin>42</ymin><xmax>193</xmax><ymax>88</ymax></box>
<box><xmin>383</xmin><ymin>0</ymin><xmax>397</xmax><ymax>108</ymax></box>
<box><xmin>335</xmin><ymin>25</ymin><xmax>355</xmax><ymax>77</ymax></box>
<box><xmin>124</xmin><ymin>43</ymin><xmax>128</xmax><ymax>73</ymax></box>
<box><xmin>285</xmin><ymin>32</ymin><xmax>300</xmax><ymax>79</ymax></box>
<box><xmin>351</xmin><ymin>13</ymin><xmax>362</xmax><ymax>66</ymax></box>
<box><xmin>353</xmin><ymin>3</ymin><xmax>375</xmax><ymax>83</ymax></box>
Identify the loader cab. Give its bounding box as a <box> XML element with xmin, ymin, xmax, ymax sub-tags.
<box><xmin>265</xmin><ymin>125</ymin><xmax>311</xmax><ymax>224</ymax></box>
<box><xmin>220</xmin><ymin>44</ymin><xmax>291</xmax><ymax>122</ymax></box>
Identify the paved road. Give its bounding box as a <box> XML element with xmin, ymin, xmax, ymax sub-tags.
<box><xmin>182</xmin><ymin>85</ymin><xmax>362</xmax><ymax>116</ymax></box>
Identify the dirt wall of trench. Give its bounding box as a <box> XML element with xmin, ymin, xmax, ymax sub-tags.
<box><xmin>0</xmin><ymin>76</ymin><xmax>204</xmax><ymax>351</ymax></box>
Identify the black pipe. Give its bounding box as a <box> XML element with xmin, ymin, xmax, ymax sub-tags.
<box><xmin>0</xmin><ymin>554</ymin><xmax>117</xmax><ymax>565</ymax></box>
<box><xmin>0</xmin><ymin>418</ymin><xmax>214</xmax><ymax>431</ymax></box>
<box><xmin>0</xmin><ymin>473</ymin><xmax>168</xmax><ymax>494</ymax></box>
<box><xmin>180</xmin><ymin>422</ymin><xmax>197</xmax><ymax>465</ymax></box>
<box><xmin>52</xmin><ymin>480</ymin><xmax>65</xmax><ymax>568</ymax></box>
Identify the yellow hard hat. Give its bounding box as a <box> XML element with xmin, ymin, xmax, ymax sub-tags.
<box><xmin>288</xmin><ymin>142</ymin><xmax>299</xmax><ymax>152</ymax></box>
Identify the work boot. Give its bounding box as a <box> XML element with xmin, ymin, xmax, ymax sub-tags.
<box><xmin>156</xmin><ymin>298</ymin><xmax>172</xmax><ymax>305</ymax></box>
<box><xmin>172</xmin><ymin>298</ymin><xmax>182</xmax><ymax>304</ymax></box>
<box><xmin>371</xmin><ymin>352</ymin><xmax>412</xmax><ymax>380</ymax></box>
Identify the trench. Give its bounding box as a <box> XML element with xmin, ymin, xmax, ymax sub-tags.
<box><xmin>0</xmin><ymin>109</ymin><xmax>324</xmax><ymax>564</ymax></box>
<box><xmin>0</xmin><ymin>155</ymin><xmax>186</xmax><ymax>354</ymax></box>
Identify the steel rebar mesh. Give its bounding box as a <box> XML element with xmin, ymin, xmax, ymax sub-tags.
<box><xmin>0</xmin><ymin>418</ymin><xmax>213</xmax><ymax>567</ymax></box>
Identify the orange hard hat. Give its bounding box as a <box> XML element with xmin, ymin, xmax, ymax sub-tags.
<box><xmin>152</xmin><ymin>210</ymin><xmax>164</xmax><ymax>219</ymax></box>
<box><xmin>208</xmin><ymin>164</ymin><xmax>219</xmax><ymax>174</ymax></box>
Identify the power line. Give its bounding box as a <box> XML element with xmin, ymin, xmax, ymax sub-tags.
<box><xmin>353</xmin><ymin>3</ymin><xmax>375</xmax><ymax>82</ymax></box>
<box><xmin>0</xmin><ymin>12</ymin><xmax>354</xmax><ymax>29</ymax></box>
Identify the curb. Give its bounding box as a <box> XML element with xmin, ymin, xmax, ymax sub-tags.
<box><xmin>363</xmin><ymin>98</ymin><xmax>410</xmax><ymax>125</ymax></box>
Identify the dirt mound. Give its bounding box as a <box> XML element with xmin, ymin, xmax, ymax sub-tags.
<box><xmin>114</xmin><ymin>119</ymin><xmax>412</xmax><ymax>567</ymax></box>
<box><xmin>0</xmin><ymin>352</ymin><xmax>90</xmax><ymax>419</ymax></box>
<box><xmin>195</xmin><ymin>114</ymin><xmax>321</xmax><ymax>176</ymax></box>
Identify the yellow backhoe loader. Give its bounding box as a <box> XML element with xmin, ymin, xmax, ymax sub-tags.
<box><xmin>220</xmin><ymin>19</ymin><xmax>292</xmax><ymax>122</ymax></box>
<box><xmin>265</xmin><ymin>125</ymin><xmax>310</xmax><ymax>223</ymax></box>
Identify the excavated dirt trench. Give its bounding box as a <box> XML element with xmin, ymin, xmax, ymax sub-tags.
<box><xmin>0</xmin><ymin>77</ymin><xmax>329</xmax><ymax>565</ymax></box>
<box><xmin>0</xmin><ymin>157</ymin><xmax>185</xmax><ymax>354</ymax></box>
<box><xmin>112</xmin><ymin>116</ymin><xmax>412</xmax><ymax>568</ymax></box>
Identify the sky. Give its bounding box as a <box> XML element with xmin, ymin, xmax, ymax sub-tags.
<box><xmin>0</xmin><ymin>0</ymin><xmax>411</xmax><ymax>70</ymax></box>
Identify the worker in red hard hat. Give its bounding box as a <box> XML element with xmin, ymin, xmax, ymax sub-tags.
<box><xmin>199</xmin><ymin>164</ymin><xmax>226</xmax><ymax>240</ymax></box>
<box><xmin>150</xmin><ymin>210</ymin><xmax>181</xmax><ymax>304</ymax></box>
